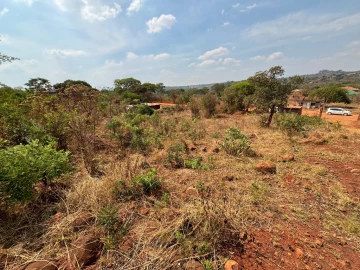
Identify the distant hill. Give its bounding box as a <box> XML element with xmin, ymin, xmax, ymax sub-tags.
<box><xmin>164</xmin><ymin>70</ymin><xmax>360</xmax><ymax>90</ymax></box>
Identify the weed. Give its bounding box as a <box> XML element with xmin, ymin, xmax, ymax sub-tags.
<box><xmin>165</xmin><ymin>143</ymin><xmax>186</xmax><ymax>169</ymax></box>
<box><xmin>220</xmin><ymin>127</ymin><xmax>250</xmax><ymax>157</ymax></box>
<box><xmin>134</xmin><ymin>169</ymin><xmax>161</xmax><ymax>194</ymax></box>
<box><xmin>202</xmin><ymin>260</ymin><xmax>214</xmax><ymax>270</ymax></box>
<box><xmin>185</xmin><ymin>158</ymin><xmax>203</xmax><ymax>170</ymax></box>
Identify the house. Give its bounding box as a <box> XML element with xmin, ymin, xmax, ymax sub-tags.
<box><xmin>288</xmin><ymin>90</ymin><xmax>322</xmax><ymax>109</ymax></box>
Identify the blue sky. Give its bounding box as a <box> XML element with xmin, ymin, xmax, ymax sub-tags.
<box><xmin>1</xmin><ymin>0</ymin><xmax>360</xmax><ymax>88</ymax></box>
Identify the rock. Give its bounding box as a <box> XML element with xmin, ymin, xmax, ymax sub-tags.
<box><xmin>212</xmin><ymin>147</ymin><xmax>220</xmax><ymax>153</ymax></box>
<box><xmin>23</xmin><ymin>261</ymin><xmax>58</xmax><ymax>270</ymax></box>
<box><xmin>350</xmin><ymin>169</ymin><xmax>360</xmax><ymax>173</ymax></box>
<box><xmin>119</xmin><ymin>238</ymin><xmax>133</xmax><ymax>252</ymax></box>
<box><xmin>71</xmin><ymin>212</ymin><xmax>95</xmax><ymax>232</ymax></box>
<box><xmin>224</xmin><ymin>260</ymin><xmax>239</xmax><ymax>270</ymax></box>
<box><xmin>339</xmin><ymin>238</ymin><xmax>347</xmax><ymax>246</ymax></box>
<box><xmin>69</xmin><ymin>233</ymin><xmax>103</xmax><ymax>268</ymax></box>
<box><xmin>185</xmin><ymin>260</ymin><xmax>204</xmax><ymax>270</ymax></box>
<box><xmin>255</xmin><ymin>161</ymin><xmax>276</xmax><ymax>174</ymax></box>
<box><xmin>202</xmin><ymin>147</ymin><xmax>207</xmax><ymax>152</ymax></box>
<box><xmin>280</xmin><ymin>154</ymin><xmax>295</xmax><ymax>162</ymax></box>
<box><xmin>295</xmin><ymin>247</ymin><xmax>304</xmax><ymax>258</ymax></box>
<box><xmin>190</xmin><ymin>146</ymin><xmax>197</xmax><ymax>151</ymax></box>
<box><xmin>185</xmin><ymin>187</ymin><xmax>199</xmax><ymax>198</ymax></box>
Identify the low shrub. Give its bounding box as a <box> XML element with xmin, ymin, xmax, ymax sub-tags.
<box><xmin>165</xmin><ymin>143</ymin><xmax>186</xmax><ymax>169</ymax></box>
<box><xmin>220</xmin><ymin>127</ymin><xmax>250</xmax><ymax>157</ymax></box>
<box><xmin>275</xmin><ymin>114</ymin><xmax>325</xmax><ymax>137</ymax></box>
<box><xmin>0</xmin><ymin>140</ymin><xmax>72</xmax><ymax>203</ymax></box>
<box><xmin>134</xmin><ymin>169</ymin><xmax>161</xmax><ymax>194</ymax></box>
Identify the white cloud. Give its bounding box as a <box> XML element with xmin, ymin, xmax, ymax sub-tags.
<box><xmin>99</xmin><ymin>60</ymin><xmax>124</xmax><ymax>72</ymax></box>
<box><xmin>54</xmin><ymin>0</ymin><xmax>68</xmax><ymax>11</ymax></box>
<box><xmin>223</xmin><ymin>22</ymin><xmax>230</xmax><ymax>27</ymax></box>
<box><xmin>197</xmin><ymin>60</ymin><xmax>217</xmax><ymax>67</ymax></box>
<box><xmin>223</xmin><ymin>58</ymin><xmax>241</xmax><ymax>65</ymax></box>
<box><xmin>81</xmin><ymin>1</ymin><xmax>122</xmax><ymax>22</ymax></box>
<box><xmin>143</xmin><ymin>53</ymin><xmax>170</xmax><ymax>60</ymax></box>
<box><xmin>267</xmin><ymin>52</ymin><xmax>284</xmax><ymax>62</ymax></box>
<box><xmin>250</xmin><ymin>55</ymin><xmax>265</xmax><ymax>61</ymax></box>
<box><xmin>221</xmin><ymin>9</ymin><xmax>225</xmax><ymax>15</ymax></box>
<box><xmin>45</xmin><ymin>49</ymin><xmax>87</xmax><ymax>57</ymax></box>
<box><xmin>241</xmin><ymin>3</ymin><xmax>257</xmax><ymax>12</ymax></box>
<box><xmin>127</xmin><ymin>0</ymin><xmax>143</xmax><ymax>15</ymax></box>
<box><xmin>217</xmin><ymin>67</ymin><xmax>226</xmax><ymax>71</ymax></box>
<box><xmin>207</xmin><ymin>28</ymin><xmax>213</xmax><ymax>31</ymax></box>
<box><xmin>127</xmin><ymin>52</ymin><xmax>139</xmax><ymax>60</ymax></box>
<box><xmin>347</xmin><ymin>40</ymin><xmax>360</xmax><ymax>48</ymax></box>
<box><xmin>303</xmin><ymin>36</ymin><xmax>312</xmax><ymax>40</ymax></box>
<box><xmin>198</xmin><ymin>47</ymin><xmax>229</xmax><ymax>61</ymax></box>
<box><xmin>188</xmin><ymin>63</ymin><xmax>197</xmax><ymax>68</ymax></box>
<box><xmin>232</xmin><ymin>3</ymin><xmax>240</xmax><ymax>8</ymax></box>
<box><xmin>146</xmin><ymin>14</ymin><xmax>176</xmax><ymax>34</ymax></box>
<box><xmin>0</xmin><ymin>8</ymin><xmax>9</xmax><ymax>16</ymax></box>
<box><xmin>243</xmin><ymin>11</ymin><xmax>360</xmax><ymax>40</ymax></box>
<box><xmin>13</xmin><ymin>0</ymin><xmax>37</xmax><ymax>6</ymax></box>
<box><xmin>0</xmin><ymin>59</ymin><xmax>39</xmax><ymax>72</ymax></box>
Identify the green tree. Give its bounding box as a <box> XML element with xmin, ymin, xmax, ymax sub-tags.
<box><xmin>211</xmin><ymin>83</ymin><xmax>226</xmax><ymax>96</ymax></box>
<box><xmin>25</xmin><ymin>77</ymin><xmax>52</xmax><ymax>92</ymax></box>
<box><xmin>114</xmin><ymin>77</ymin><xmax>141</xmax><ymax>94</ymax></box>
<box><xmin>201</xmin><ymin>92</ymin><xmax>218</xmax><ymax>118</ymax></box>
<box><xmin>248</xmin><ymin>66</ymin><xmax>303</xmax><ymax>127</ymax></box>
<box><xmin>309</xmin><ymin>85</ymin><xmax>351</xmax><ymax>104</ymax></box>
<box><xmin>53</xmin><ymin>79</ymin><xmax>92</xmax><ymax>93</ymax></box>
<box><xmin>222</xmin><ymin>81</ymin><xmax>255</xmax><ymax>113</ymax></box>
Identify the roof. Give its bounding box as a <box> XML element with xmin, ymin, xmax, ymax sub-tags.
<box><xmin>342</xmin><ymin>86</ymin><xmax>359</xmax><ymax>91</ymax></box>
<box><xmin>346</xmin><ymin>90</ymin><xmax>358</xmax><ymax>96</ymax></box>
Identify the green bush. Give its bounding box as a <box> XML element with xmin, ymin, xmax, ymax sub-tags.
<box><xmin>275</xmin><ymin>114</ymin><xmax>324</xmax><ymax>136</ymax></box>
<box><xmin>220</xmin><ymin>127</ymin><xmax>250</xmax><ymax>157</ymax></box>
<box><xmin>184</xmin><ymin>158</ymin><xmax>203</xmax><ymax>170</ymax></box>
<box><xmin>136</xmin><ymin>104</ymin><xmax>154</xmax><ymax>116</ymax></box>
<box><xmin>134</xmin><ymin>169</ymin><xmax>161</xmax><ymax>194</ymax></box>
<box><xmin>0</xmin><ymin>140</ymin><xmax>72</xmax><ymax>203</ymax></box>
<box><xmin>201</xmin><ymin>93</ymin><xmax>218</xmax><ymax>118</ymax></box>
<box><xmin>165</xmin><ymin>144</ymin><xmax>186</xmax><ymax>168</ymax></box>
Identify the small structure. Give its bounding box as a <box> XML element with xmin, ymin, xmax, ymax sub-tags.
<box><xmin>283</xmin><ymin>106</ymin><xmax>303</xmax><ymax>115</ymax></box>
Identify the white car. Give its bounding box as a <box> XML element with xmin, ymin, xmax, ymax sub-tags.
<box><xmin>326</xmin><ymin>107</ymin><xmax>352</xmax><ymax>116</ymax></box>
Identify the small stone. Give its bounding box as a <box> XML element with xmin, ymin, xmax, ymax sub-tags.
<box><xmin>280</xmin><ymin>154</ymin><xmax>295</xmax><ymax>162</ymax></box>
<box><xmin>339</xmin><ymin>238</ymin><xmax>347</xmax><ymax>246</ymax></box>
<box><xmin>255</xmin><ymin>161</ymin><xmax>276</xmax><ymax>174</ymax></box>
<box><xmin>224</xmin><ymin>260</ymin><xmax>239</xmax><ymax>270</ymax></box>
<box><xmin>305</xmin><ymin>265</ymin><xmax>310</xmax><ymax>270</ymax></box>
<box><xmin>202</xmin><ymin>147</ymin><xmax>207</xmax><ymax>152</ymax></box>
<box><xmin>350</xmin><ymin>169</ymin><xmax>360</xmax><ymax>173</ymax></box>
<box><xmin>295</xmin><ymin>247</ymin><xmax>304</xmax><ymax>258</ymax></box>
<box><xmin>222</xmin><ymin>176</ymin><xmax>235</xmax><ymax>181</ymax></box>
<box><xmin>69</xmin><ymin>233</ymin><xmax>103</xmax><ymax>268</ymax></box>
<box><xmin>71</xmin><ymin>212</ymin><xmax>95</xmax><ymax>232</ymax></box>
<box><xmin>49</xmin><ymin>212</ymin><xmax>63</xmax><ymax>224</ymax></box>
<box><xmin>212</xmin><ymin>147</ymin><xmax>220</xmax><ymax>153</ymax></box>
<box><xmin>107</xmin><ymin>262</ymin><xmax>113</xmax><ymax>268</ymax></box>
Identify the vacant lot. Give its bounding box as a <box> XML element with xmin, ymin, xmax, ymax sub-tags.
<box><xmin>1</xmin><ymin>110</ymin><xmax>360</xmax><ymax>270</ymax></box>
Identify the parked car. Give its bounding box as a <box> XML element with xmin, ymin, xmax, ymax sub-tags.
<box><xmin>326</xmin><ymin>107</ymin><xmax>352</xmax><ymax>116</ymax></box>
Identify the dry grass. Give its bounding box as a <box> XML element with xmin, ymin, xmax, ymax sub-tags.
<box><xmin>2</xmin><ymin>110</ymin><xmax>360</xmax><ymax>269</ymax></box>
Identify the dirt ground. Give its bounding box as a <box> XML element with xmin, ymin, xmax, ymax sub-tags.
<box><xmin>302</xmin><ymin>109</ymin><xmax>360</xmax><ymax>128</ymax></box>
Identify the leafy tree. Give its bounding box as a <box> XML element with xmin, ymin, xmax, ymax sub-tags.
<box><xmin>222</xmin><ymin>81</ymin><xmax>255</xmax><ymax>113</ymax></box>
<box><xmin>114</xmin><ymin>77</ymin><xmax>141</xmax><ymax>94</ymax></box>
<box><xmin>0</xmin><ymin>140</ymin><xmax>71</xmax><ymax>203</ymax></box>
<box><xmin>309</xmin><ymin>85</ymin><xmax>351</xmax><ymax>104</ymax></box>
<box><xmin>25</xmin><ymin>77</ymin><xmax>52</xmax><ymax>92</ymax></box>
<box><xmin>211</xmin><ymin>83</ymin><xmax>226</xmax><ymax>96</ymax></box>
<box><xmin>53</xmin><ymin>79</ymin><xmax>92</xmax><ymax>93</ymax></box>
<box><xmin>201</xmin><ymin>92</ymin><xmax>218</xmax><ymax>118</ymax></box>
<box><xmin>248</xmin><ymin>66</ymin><xmax>303</xmax><ymax>127</ymax></box>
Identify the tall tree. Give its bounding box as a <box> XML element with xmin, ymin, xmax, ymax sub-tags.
<box><xmin>53</xmin><ymin>80</ymin><xmax>92</xmax><ymax>93</ymax></box>
<box><xmin>222</xmin><ymin>81</ymin><xmax>256</xmax><ymax>113</ymax></box>
<box><xmin>211</xmin><ymin>83</ymin><xmax>226</xmax><ymax>96</ymax></box>
<box><xmin>248</xmin><ymin>66</ymin><xmax>303</xmax><ymax>127</ymax></box>
<box><xmin>25</xmin><ymin>78</ymin><xmax>52</xmax><ymax>92</ymax></box>
<box><xmin>114</xmin><ymin>77</ymin><xmax>141</xmax><ymax>93</ymax></box>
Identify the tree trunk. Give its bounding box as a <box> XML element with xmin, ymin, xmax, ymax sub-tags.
<box><xmin>267</xmin><ymin>105</ymin><xmax>276</xmax><ymax>128</ymax></box>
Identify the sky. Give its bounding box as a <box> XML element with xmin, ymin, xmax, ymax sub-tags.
<box><xmin>1</xmin><ymin>0</ymin><xmax>360</xmax><ymax>88</ymax></box>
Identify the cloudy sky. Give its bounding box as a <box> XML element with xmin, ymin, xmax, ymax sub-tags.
<box><xmin>1</xmin><ymin>0</ymin><xmax>360</xmax><ymax>88</ymax></box>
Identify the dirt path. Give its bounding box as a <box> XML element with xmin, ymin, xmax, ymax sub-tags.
<box><xmin>302</xmin><ymin>109</ymin><xmax>359</xmax><ymax>128</ymax></box>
